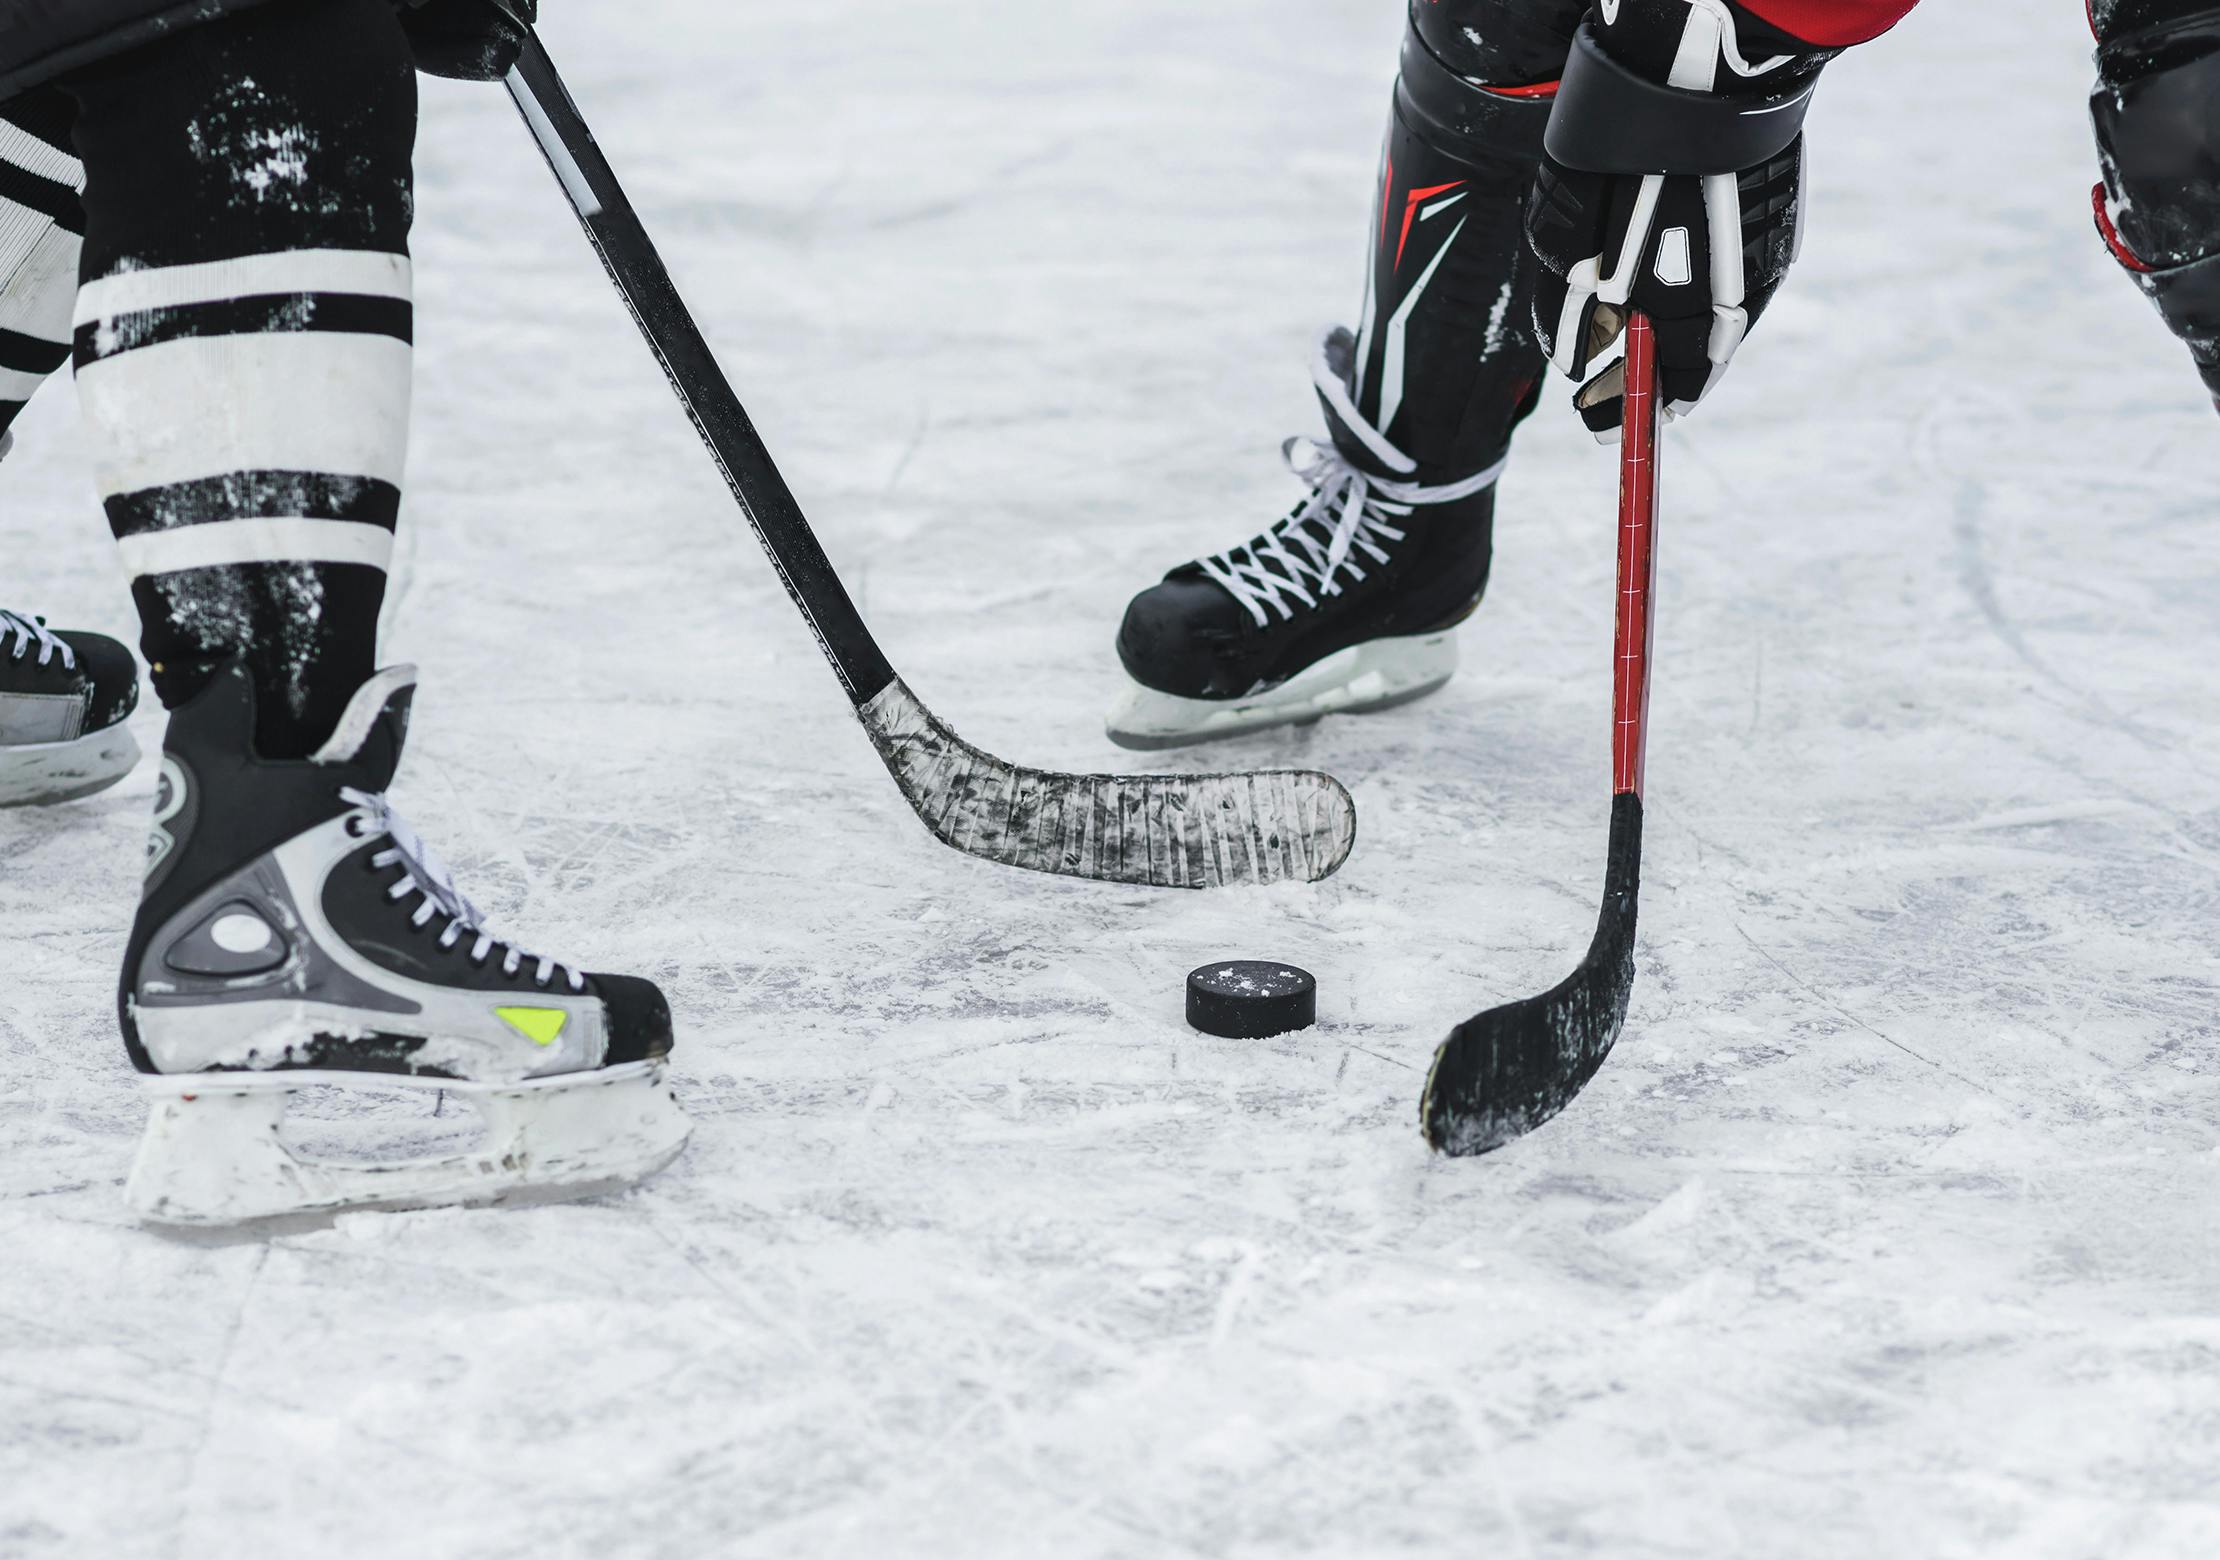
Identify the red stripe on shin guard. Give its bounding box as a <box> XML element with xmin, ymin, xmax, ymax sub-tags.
<box><xmin>2092</xmin><ymin>182</ymin><xmax>2155</xmax><ymax>273</ymax></box>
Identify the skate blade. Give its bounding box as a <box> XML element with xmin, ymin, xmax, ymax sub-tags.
<box><xmin>0</xmin><ymin>726</ymin><xmax>141</xmax><ymax>807</ymax></box>
<box><xmin>125</xmin><ymin>1059</ymin><xmax>690</xmax><ymax>1228</ymax></box>
<box><xmin>1106</xmin><ymin>631</ymin><xmax>1458</xmax><ymax>751</ymax></box>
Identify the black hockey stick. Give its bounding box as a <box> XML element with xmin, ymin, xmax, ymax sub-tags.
<box><xmin>502</xmin><ymin>35</ymin><xmax>1355</xmax><ymax>888</ymax></box>
<box><xmin>1419</xmin><ymin>312</ymin><xmax>1661</xmax><ymax>1154</ymax></box>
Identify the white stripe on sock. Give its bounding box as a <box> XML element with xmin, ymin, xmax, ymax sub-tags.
<box><xmin>0</xmin><ymin>363</ymin><xmax>47</xmax><ymax>402</ymax></box>
<box><xmin>115</xmin><ymin>518</ymin><xmax>395</xmax><ymax>579</ymax></box>
<box><xmin>77</xmin><ymin>332</ymin><xmax>412</xmax><ymax>494</ymax></box>
<box><xmin>0</xmin><ymin>121</ymin><xmax>84</xmax><ymax>191</ymax></box>
<box><xmin>75</xmin><ymin>249</ymin><xmax>412</xmax><ymax>325</ymax></box>
<box><xmin>0</xmin><ymin>222</ymin><xmax>78</xmax><ymax>343</ymax></box>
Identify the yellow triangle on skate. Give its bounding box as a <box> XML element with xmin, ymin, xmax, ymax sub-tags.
<box><xmin>496</xmin><ymin>1006</ymin><xmax>569</xmax><ymax>1046</ymax></box>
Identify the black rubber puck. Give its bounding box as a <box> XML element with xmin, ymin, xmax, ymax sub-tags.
<box><xmin>1186</xmin><ymin>961</ymin><xmax>1317</xmax><ymax>1039</ymax></box>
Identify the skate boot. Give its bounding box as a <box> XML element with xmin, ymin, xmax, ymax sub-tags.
<box><xmin>1108</xmin><ymin>328</ymin><xmax>1513</xmax><ymax>750</ymax></box>
<box><xmin>0</xmin><ymin>605</ymin><xmax>141</xmax><ymax>805</ymax></box>
<box><xmin>120</xmin><ymin>660</ymin><xmax>689</xmax><ymax>1225</ymax></box>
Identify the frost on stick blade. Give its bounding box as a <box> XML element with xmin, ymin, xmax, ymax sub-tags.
<box><xmin>857</xmin><ymin>679</ymin><xmax>1357</xmax><ymax>889</ymax></box>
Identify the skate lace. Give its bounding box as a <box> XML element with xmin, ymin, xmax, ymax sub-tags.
<box><xmin>338</xmin><ymin>786</ymin><xmax>587</xmax><ymax>992</ymax></box>
<box><xmin>0</xmin><ymin>609</ymin><xmax>76</xmax><ymax>671</ymax></box>
<box><xmin>1198</xmin><ymin>440</ymin><xmax>1503</xmax><ymax>630</ymax></box>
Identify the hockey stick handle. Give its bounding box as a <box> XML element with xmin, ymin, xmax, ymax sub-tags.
<box><xmin>1612</xmin><ymin>313</ymin><xmax>1661</xmax><ymax>801</ymax></box>
<box><xmin>504</xmin><ymin>33</ymin><xmax>897</xmax><ymax>706</ymax></box>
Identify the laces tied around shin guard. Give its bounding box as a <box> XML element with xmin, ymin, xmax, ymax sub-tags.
<box><xmin>339</xmin><ymin>785</ymin><xmax>586</xmax><ymax>991</ymax></box>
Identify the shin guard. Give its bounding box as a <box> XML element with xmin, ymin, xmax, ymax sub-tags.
<box><xmin>1345</xmin><ymin>2</ymin><xmax>1585</xmax><ymax>482</ymax></box>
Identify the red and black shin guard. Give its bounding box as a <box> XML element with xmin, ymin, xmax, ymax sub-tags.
<box><xmin>1342</xmin><ymin>1</ymin><xmax>1585</xmax><ymax>484</ymax></box>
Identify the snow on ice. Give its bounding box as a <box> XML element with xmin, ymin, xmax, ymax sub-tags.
<box><xmin>2</xmin><ymin>1</ymin><xmax>2217</xmax><ymax>1555</ymax></box>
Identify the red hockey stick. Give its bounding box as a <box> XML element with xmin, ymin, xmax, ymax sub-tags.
<box><xmin>1420</xmin><ymin>311</ymin><xmax>1661</xmax><ymax>1155</ymax></box>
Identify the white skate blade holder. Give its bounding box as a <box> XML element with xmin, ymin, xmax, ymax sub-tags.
<box><xmin>0</xmin><ymin>724</ymin><xmax>142</xmax><ymax>807</ymax></box>
<box><xmin>1107</xmin><ymin>630</ymin><xmax>1458</xmax><ymax>751</ymax></box>
<box><xmin>126</xmin><ymin>1060</ymin><xmax>690</xmax><ymax>1227</ymax></box>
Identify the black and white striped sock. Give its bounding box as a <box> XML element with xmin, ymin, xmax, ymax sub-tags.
<box><xmin>75</xmin><ymin>247</ymin><xmax>414</xmax><ymax>590</ymax></box>
<box><xmin>63</xmin><ymin>0</ymin><xmax>418</xmax><ymax>758</ymax></box>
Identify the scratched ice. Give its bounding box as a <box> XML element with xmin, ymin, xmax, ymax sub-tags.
<box><xmin>3</xmin><ymin>3</ymin><xmax>2217</xmax><ymax>1556</ymax></box>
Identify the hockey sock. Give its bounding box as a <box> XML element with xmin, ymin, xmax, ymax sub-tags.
<box><xmin>60</xmin><ymin>0</ymin><xmax>418</xmax><ymax>760</ymax></box>
<box><xmin>0</xmin><ymin>88</ymin><xmax>81</xmax><ymax>449</ymax></box>
<box><xmin>1344</xmin><ymin>0</ymin><xmax>1585</xmax><ymax>484</ymax></box>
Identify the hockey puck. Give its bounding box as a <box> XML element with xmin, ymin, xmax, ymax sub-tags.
<box><xmin>1186</xmin><ymin>961</ymin><xmax>1317</xmax><ymax>1039</ymax></box>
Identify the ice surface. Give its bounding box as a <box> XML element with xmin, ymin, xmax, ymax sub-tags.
<box><xmin>4</xmin><ymin>2</ymin><xmax>2219</xmax><ymax>1555</ymax></box>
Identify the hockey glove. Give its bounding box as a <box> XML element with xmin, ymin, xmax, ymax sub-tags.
<box><xmin>1526</xmin><ymin>0</ymin><xmax>1826</xmax><ymax>438</ymax></box>
<box><xmin>397</xmin><ymin>0</ymin><xmax>535</xmax><ymax>82</ymax></box>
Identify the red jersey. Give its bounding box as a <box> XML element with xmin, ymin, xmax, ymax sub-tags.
<box><xmin>1739</xmin><ymin>0</ymin><xmax>1923</xmax><ymax>47</ymax></box>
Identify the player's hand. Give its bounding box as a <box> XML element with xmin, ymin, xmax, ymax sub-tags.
<box><xmin>1525</xmin><ymin>0</ymin><xmax>1826</xmax><ymax>438</ymax></box>
<box><xmin>397</xmin><ymin>0</ymin><xmax>535</xmax><ymax>82</ymax></box>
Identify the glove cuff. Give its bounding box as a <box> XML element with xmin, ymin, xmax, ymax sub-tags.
<box><xmin>1543</xmin><ymin>20</ymin><xmax>1815</xmax><ymax>175</ymax></box>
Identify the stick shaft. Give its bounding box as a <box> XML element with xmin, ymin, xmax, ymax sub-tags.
<box><xmin>1612</xmin><ymin>315</ymin><xmax>1662</xmax><ymax>800</ymax></box>
<box><xmin>505</xmin><ymin>34</ymin><xmax>896</xmax><ymax>705</ymax></box>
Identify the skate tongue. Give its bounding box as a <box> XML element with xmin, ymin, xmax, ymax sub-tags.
<box><xmin>311</xmin><ymin>664</ymin><xmax>417</xmax><ymax>783</ymax></box>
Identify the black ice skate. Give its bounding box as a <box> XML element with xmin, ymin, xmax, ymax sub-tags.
<box><xmin>121</xmin><ymin>661</ymin><xmax>689</xmax><ymax>1225</ymax></box>
<box><xmin>1108</xmin><ymin>328</ymin><xmax>1505</xmax><ymax>750</ymax></box>
<box><xmin>0</xmin><ymin>605</ymin><xmax>140</xmax><ymax>806</ymax></box>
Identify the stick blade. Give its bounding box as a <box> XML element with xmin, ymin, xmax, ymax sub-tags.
<box><xmin>1420</xmin><ymin>795</ymin><xmax>1642</xmax><ymax>1156</ymax></box>
<box><xmin>859</xmin><ymin>679</ymin><xmax>1357</xmax><ymax>888</ymax></box>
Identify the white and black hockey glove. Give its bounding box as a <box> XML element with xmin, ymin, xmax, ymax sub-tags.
<box><xmin>1526</xmin><ymin>0</ymin><xmax>1828</xmax><ymax>438</ymax></box>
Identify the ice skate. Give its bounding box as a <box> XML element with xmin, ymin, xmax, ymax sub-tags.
<box><xmin>0</xmin><ymin>602</ymin><xmax>141</xmax><ymax>807</ymax></box>
<box><xmin>1108</xmin><ymin>328</ymin><xmax>1503</xmax><ymax>750</ymax></box>
<box><xmin>120</xmin><ymin>661</ymin><xmax>689</xmax><ymax>1226</ymax></box>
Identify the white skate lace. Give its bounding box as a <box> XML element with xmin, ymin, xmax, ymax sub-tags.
<box><xmin>0</xmin><ymin>609</ymin><xmax>76</xmax><ymax>671</ymax></box>
<box><xmin>338</xmin><ymin>785</ymin><xmax>587</xmax><ymax>992</ymax></box>
<box><xmin>1199</xmin><ymin>438</ymin><xmax>1505</xmax><ymax>630</ymax></box>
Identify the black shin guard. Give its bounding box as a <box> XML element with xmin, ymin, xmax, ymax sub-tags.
<box><xmin>2090</xmin><ymin>2</ymin><xmax>2220</xmax><ymax>406</ymax></box>
<box><xmin>1344</xmin><ymin>1</ymin><xmax>1582</xmax><ymax>483</ymax></box>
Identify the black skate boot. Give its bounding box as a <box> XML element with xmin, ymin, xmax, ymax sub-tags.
<box><xmin>1108</xmin><ymin>6</ymin><xmax>1562</xmax><ymax>749</ymax></box>
<box><xmin>121</xmin><ymin>661</ymin><xmax>688</xmax><ymax>1225</ymax></box>
<box><xmin>1110</xmin><ymin>329</ymin><xmax>1515</xmax><ymax>749</ymax></box>
<box><xmin>0</xmin><ymin>605</ymin><xmax>141</xmax><ymax>806</ymax></box>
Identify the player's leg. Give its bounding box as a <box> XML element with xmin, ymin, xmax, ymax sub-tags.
<box><xmin>59</xmin><ymin>0</ymin><xmax>686</xmax><ymax>1223</ymax></box>
<box><xmin>1106</xmin><ymin>0</ymin><xmax>1583</xmax><ymax>750</ymax></box>
<box><xmin>2089</xmin><ymin>0</ymin><xmax>2220</xmax><ymax>410</ymax></box>
<box><xmin>0</xmin><ymin>87</ymin><xmax>141</xmax><ymax>805</ymax></box>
